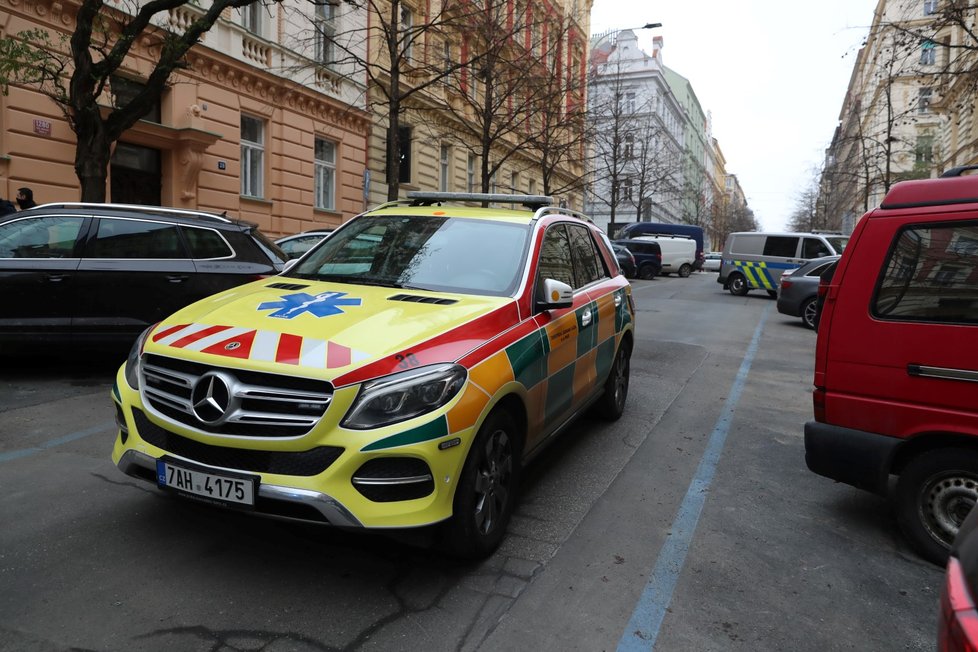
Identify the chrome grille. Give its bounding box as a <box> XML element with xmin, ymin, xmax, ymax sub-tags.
<box><xmin>141</xmin><ymin>354</ymin><xmax>333</xmax><ymax>438</ymax></box>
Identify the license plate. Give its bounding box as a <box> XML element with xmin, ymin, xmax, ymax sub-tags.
<box><xmin>156</xmin><ymin>458</ymin><xmax>257</xmax><ymax>507</ymax></box>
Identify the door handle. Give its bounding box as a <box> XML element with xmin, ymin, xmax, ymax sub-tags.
<box><xmin>46</xmin><ymin>274</ymin><xmax>67</xmax><ymax>282</ymax></box>
<box><xmin>166</xmin><ymin>275</ymin><xmax>189</xmax><ymax>283</ymax></box>
<box><xmin>581</xmin><ymin>309</ymin><xmax>592</xmax><ymax>327</ymax></box>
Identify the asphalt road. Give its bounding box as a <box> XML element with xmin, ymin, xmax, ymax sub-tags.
<box><xmin>0</xmin><ymin>272</ymin><xmax>941</xmax><ymax>651</ymax></box>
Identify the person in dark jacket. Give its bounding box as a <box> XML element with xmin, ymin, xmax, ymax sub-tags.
<box><xmin>16</xmin><ymin>187</ymin><xmax>37</xmax><ymax>210</ymax></box>
<box><xmin>0</xmin><ymin>197</ymin><xmax>15</xmax><ymax>216</ymax></box>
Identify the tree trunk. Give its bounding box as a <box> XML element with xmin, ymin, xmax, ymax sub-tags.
<box><xmin>73</xmin><ymin>115</ymin><xmax>112</xmax><ymax>202</ymax></box>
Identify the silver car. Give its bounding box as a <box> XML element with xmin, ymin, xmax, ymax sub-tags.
<box><xmin>776</xmin><ymin>255</ymin><xmax>840</xmax><ymax>329</ymax></box>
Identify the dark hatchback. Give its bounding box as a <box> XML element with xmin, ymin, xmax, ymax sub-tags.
<box><xmin>612</xmin><ymin>243</ymin><xmax>637</xmax><ymax>279</ymax></box>
<box><xmin>0</xmin><ymin>203</ymin><xmax>286</xmax><ymax>348</ymax></box>
<box><xmin>614</xmin><ymin>239</ymin><xmax>662</xmax><ymax>280</ymax></box>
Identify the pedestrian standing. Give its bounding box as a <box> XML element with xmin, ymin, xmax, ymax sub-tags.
<box><xmin>16</xmin><ymin>187</ymin><xmax>37</xmax><ymax>210</ymax></box>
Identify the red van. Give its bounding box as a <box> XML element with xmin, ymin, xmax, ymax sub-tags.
<box><xmin>805</xmin><ymin>167</ymin><xmax>978</xmax><ymax>565</ymax></box>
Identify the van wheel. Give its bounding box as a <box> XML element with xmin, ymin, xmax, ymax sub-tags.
<box><xmin>895</xmin><ymin>449</ymin><xmax>978</xmax><ymax>566</ymax></box>
<box><xmin>440</xmin><ymin>409</ymin><xmax>521</xmax><ymax>560</ymax></box>
<box><xmin>638</xmin><ymin>264</ymin><xmax>657</xmax><ymax>280</ymax></box>
<box><xmin>767</xmin><ymin>290</ymin><xmax>778</xmax><ymax>298</ymax></box>
<box><xmin>801</xmin><ymin>298</ymin><xmax>818</xmax><ymax>329</ymax></box>
<box><xmin>728</xmin><ymin>274</ymin><xmax>749</xmax><ymax>296</ymax></box>
<box><xmin>593</xmin><ymin>339</ymin><xmax>632</xmax><ymax>421</ymax></box>
<box><xmin>678</xmin><ymin>263</ymin><xmax>692</xmax><ymax>278</ymax></box>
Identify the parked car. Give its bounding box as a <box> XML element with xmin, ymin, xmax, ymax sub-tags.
<box><xmin>632</xmin><ymin>235</ymin><xmax>695</xmax><ymax>277</ymax></box>
<box><xmin>805</xmin><ymin>167</ymin><xmax>978</xmax><ymax>565</ymax></box>
<box><xmin>615</xmin><ymin>221</ymin><xmax>705</xmax><ymax>270</ymax></box>
<box><xmin>719</xmin><ymin>231</ymin><xmax>849</xmax><ymax>296</ymax></box>
<box><xmin>614</xmin><ymin>239</ymin><xmax>661</xmax><ymax>279</ymax></box>
<box><xmin>776</xmin><ymin>256</ymin><xmax>840</xmax><ymax>329</ymax></box>
<box><xmin>0</xmin><ymin>203</ymin><xmax>286</xmax><ymax>349</ymax></box>
<box><xmin>612</xmin><ymin>243</ymin><xmax>637</xmax><ymax>279</ymax></box>
<box><xmin>940</xmin><ymin>505</ymin><xmax>978</xmax><ymax>651</ymax></box>
<box><xmin>111</xmin><ymin>192</ymin><xmax>635</xmax><ymax>559</ymax></box>
<box><xmin>275</xmin><ymin>229</ymin><xmax>334</xmax><ymax>259</ymax></box>
<box><xmin>702</xmin><ymin>252</ymin><xmax>722</xmax><ymax>272</ymax></box>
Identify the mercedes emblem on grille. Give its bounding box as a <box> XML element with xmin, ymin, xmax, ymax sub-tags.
<box><xmin>190</xmin><ymin>372</ymin><xmax>236</xmax><ymax>425</ymax></box>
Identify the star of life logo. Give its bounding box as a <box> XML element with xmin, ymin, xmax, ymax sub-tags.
<box><xmin>258</xmin><ymin>292</ymin><xmax>363</xmax><ymax>319</ymax></box>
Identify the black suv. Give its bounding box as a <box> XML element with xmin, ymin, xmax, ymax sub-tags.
<box><xmin>614</xmin><ymin>239</ymin><xmax>662</xmax><ymax>280</ymax></box>
<box><xmin>0</xmin><ymin>203</ymin><xmax>286</xmax><ymax>347</ymax></box>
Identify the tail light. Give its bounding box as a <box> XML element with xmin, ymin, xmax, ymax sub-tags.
<box><xmin>940</xmin><ymin>557</ymin><xmax>978</xmax><ymax>652</ymax></box>
<box><xmin>781</xmin><ymin>279</ymin><xmax>793</xmax><ymax>290</ymax></box>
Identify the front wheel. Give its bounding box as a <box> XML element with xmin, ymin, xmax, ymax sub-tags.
<box><xmin>728</xmin><ymin>273</ymin><xmax>749</xmax><ymax>296</ymax></box>
<box><xmin>440</xmin><ymin>409</ymin><xmax>521</xmax><ymax>559</ymax></box>
<box><xmin>638</xmin><ymin>264</ymin><xmax>656</xmax><ymax>280</ymax></box>
<box><xmin>678</xmin><ymin>263</ymin><xmax>692</xmax><ymax>278</ymax></box>
<box><xmin>895</xmin><ymin>448</ymin><xmax>978</xmax><ymax>566</ymax></box>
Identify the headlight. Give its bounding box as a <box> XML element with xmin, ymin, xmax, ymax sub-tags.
<box><xmin>124</xmin><ymin>325</ymin><xmax>156</xmax><ymax>390</ymax></box>
<box><xmin>342</xmin><ymin>364</ymin><xmax>467</xmax><ymax>429</ymax></box>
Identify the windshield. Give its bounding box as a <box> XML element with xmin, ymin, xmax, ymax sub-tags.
<box><xmin>286</xmin><ymin>214</ymin><xmax>531</xmax><ymax>296</ymax></box>
<box><xmin>827</xmin><ymin>236</ymin><xmax>849</xmax><ymax>253</ymax></box>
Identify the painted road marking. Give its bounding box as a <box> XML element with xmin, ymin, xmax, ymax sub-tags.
<box><xmin>0</xmin><ymin>421</ymin><xmax>115</xmax><ymax>463</ymax></box>
<box><xmin>617</xmin><ymin>303</ymin><xmax>771</xmax><ymax>651</ymax></box>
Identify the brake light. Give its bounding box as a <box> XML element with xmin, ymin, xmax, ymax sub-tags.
<box><xmin>940</xmin><ymin>557</ymin><xmax>978</xmax><ymax>652</ymax></box>
<box><xmin>812</xmin><ymin>387</ymin><xmax>826</xmax><ymax>422</ymax></box>
<box><xmin>781</xmin><ymin>279</ymin><xmax>793</xmax><ymax>290</ymax></box>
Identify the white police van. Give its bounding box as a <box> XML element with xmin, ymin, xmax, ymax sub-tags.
<box><xmin>718</xmin><ymin>231</ymin><xmax>849</xmax><ymax>296</ymax></box>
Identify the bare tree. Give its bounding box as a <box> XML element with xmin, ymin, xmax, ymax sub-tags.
<box><xmin>0</xmin><ymin>0</ymin><xmax>265</xmax><ymax>201</ymax></box>
<box><xmin>623</xmin><ymin>106</ymin><xmax>682</xmax><ymax>224</ymax></box>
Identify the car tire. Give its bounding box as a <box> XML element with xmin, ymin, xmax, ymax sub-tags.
<box><xmin>638</xmin><ymin>264</ymin><xmax>656</xmax><ymax>280</ymax></box>
<box><xmin>895</xmin><ymin>448</ymin><xmax>978</xmax><ymax>566</ymax></box>
<box><xmin>592</xmin><ymin>338</ymin><xmax>632</xmax><ymax>421</ymax></box>
<box><xmin>678</xmin><ymin>263</ymin><xmax>692</xmax><ymax>278</ymax></box>
<box><xmin>767</xmin><ymin>290</ymin><xmax>778</xmax><ymax>298</ymax></box>
<box><xmin>440</xmin><ymin>408</ymin><xmax>522</xmax><ymax>560</ymax></box>
<box><xmin>728</xmin><ymin>273</ymin><xmax>749</xmax><ymax>296</ymax></box>
<box><xmin>801</xmin><ymin>297</ymin><xmax>818</xmax><ymax>329</ymax></box>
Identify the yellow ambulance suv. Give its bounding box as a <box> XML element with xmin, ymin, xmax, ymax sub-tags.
<box><xmin>111</xmin><ymin>193</ymin><xmax>635</xmax><ymax>558</ymax></box>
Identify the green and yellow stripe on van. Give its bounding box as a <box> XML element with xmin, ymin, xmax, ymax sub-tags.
<box><xmin>731</xmin><ymin>260</ymin><xmax>799</xmax><ymax>290</ymax></box>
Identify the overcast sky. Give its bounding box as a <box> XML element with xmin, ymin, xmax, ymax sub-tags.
<box><xmin>588</xmin><ymin>0</ymin><xmax>879</xmax><ymax>232</ymax></box>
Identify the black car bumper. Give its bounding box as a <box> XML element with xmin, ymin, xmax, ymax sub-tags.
<box><xmin>804</xmin><ymin>421</ymin><xmax>901</xmax><ymax>495</ymax></box>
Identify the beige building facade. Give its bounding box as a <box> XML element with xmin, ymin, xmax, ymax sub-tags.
<box><xmin>1</xmin><ymin>0</ymin><xmax>370</xmax><ymax>238</ymax></box>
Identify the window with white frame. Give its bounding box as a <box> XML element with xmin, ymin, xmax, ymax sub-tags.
<box><xmin>314</xmin><ymin>138</ymin><xmax>336</xmax><ymax>211</ymax></box>
<box><xmin>439</xmin><ymin>144</ymin><xmax>451</xmax><ymax>192</ymax></box>
<box><xmin>528</xmin><ymin>178</ymin><xmax>537</xmax><ymax>195</ymax></box>
<box><xmin>918</xmin><ymin>87</ymin><xmax>933</xmax><ymax>114</ymax></box>
<box><xmin>625</xmin><ymin>91</ymin><xmax>636</xmax><ymax>113</ymax></box>
<box><xmin>622</xmin><ymin>178</ymin><xmax>633</xmax><ymax>202</ymax></box>
<box><xmin>241</xmin><ymin>4</ymin><xmax>263</xmax><ymax>34</ymax></box>
<box><xmin>467</xmin><ymin>153</ymin><xmax>477</xmax><ymax>192</ymax></box>
<box><xmin>921</xmin><ymin>40</ymin><xmax>936</xmax><ymax>65</ymax></box>
<box><xmin>510</xmin><ymin>171</ymin><xmax>519</xmax><ymax>193</ymax></box>
<box><xmin>240</xmin><ymin>115</ymin><xmax>264</xmax><ymax>198</ymax></box>
<box><xmin>924</xmin><ymin>0</ymin><xmax>938</xmax><ymax>15</ymax></box>
<box><xmin>315</xmin><ymin>3</ymin><xmax>337</xmax><ymax>67</ymax></box>
<box><xmin>442</xmin><ymin>41</ymin><xmax>452</xmax><ymax>73</ymax></box>
<box><xmin>400</xmin><ymin>4</ymin><xmax>414</xmax><ymax>61</ymax></box>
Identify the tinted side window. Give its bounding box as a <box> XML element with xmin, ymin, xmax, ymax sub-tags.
<box><xmin>763</xmin><ymin>236</ymin><xmax>799</xmax><ymax>257</ymax></box>
<box><xmin>537</xmin><ymin>225</ymin><xmax>575</xmax><ymax>290</ymax></box>
<box><xmin>567</xmin><ymin>225</ymin><xmax>604</xmax><ymax>287</ymax></box>
<box><xmin>0</xmin><ymin>216</ymin><xmax>85</xmax><ymax>258</ymax></box>
<box><xmin>802</xmin><ymin>237</ymin><xmax>831</xmax><ymax>259</ymax></box>
<box><xmin>873</xmin><ymin>223</ymin><xmax>978</xmax><ymax>324</ymax></box>
<box><xmin>805</xmin><ymin>262</ymin><xmax>833</xmax><ymax>277</ymax></box>
<box><xmin>730</xmin><ymin>234</ymin><xmax>764</xmax><ymax>255</ymax></box>
<box><xmin>91</xmin><ymin>219</ymin><xmax>186</xmax><ymax>259</ymax></box>
<box><xmin>183</xmin><ymin>227</ymin><xmax>233</xmax><ymax>259</ymax></box>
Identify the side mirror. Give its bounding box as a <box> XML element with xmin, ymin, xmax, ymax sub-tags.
<box><xmin>538</xmin><ymin>278</ymin><xmax>574</xmax><ymax>310</ymax></box>
<box><xmin>283</xmin><ymin>258</ymin><xmax>299</xmax><ymax>273</ymax></box>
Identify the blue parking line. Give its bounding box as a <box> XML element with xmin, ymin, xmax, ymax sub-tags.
<box><xmin>0</xmin><ymin>421</ymin><xmax>115</xmax><ymax>463</ymax></box>
<box><xmin>617</xmin><ymin>304</ymin><xmax>771</xmax><ymax>651</ymax></box>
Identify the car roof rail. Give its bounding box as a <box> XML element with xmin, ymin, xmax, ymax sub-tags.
<box><xmin>532</xmin><ymin>205</ymin><xmax>594</xmax><ymax>224</ymax></box>
<box><xmin>405</xmin><ymin>191</ymin><xmax>555</xmax><ymax>212</ymax></box>
<box><xmin>31</xmin><ymin>202</ymin><xmax>233</xmax><ymax>223</ymax></box>
<box><xmin>940</xmin><ymin>165</ymin><xmax>978</xmax><ymax>177</ymax></box>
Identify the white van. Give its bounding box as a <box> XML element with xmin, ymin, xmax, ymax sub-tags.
<box><xmin>633</xmin><ymin>235</ymin><xmax>696</xmax><ymax>277</ymax></box>
<box><xmin>718</xmin><ymin>231</ymin><xmax>848</xmax><ymax>296</ymax></box>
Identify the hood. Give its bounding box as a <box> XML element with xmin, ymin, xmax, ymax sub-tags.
<box><xmin>145</xmin><ymin>279</ymin><xmax>514</xmax><ymax>380</ymax></box>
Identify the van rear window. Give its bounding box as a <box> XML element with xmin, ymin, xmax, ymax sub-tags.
<box><xmin>873</xmin><ymin>223</ymin><xmax>978</xmax><ymax>324</ymax></box>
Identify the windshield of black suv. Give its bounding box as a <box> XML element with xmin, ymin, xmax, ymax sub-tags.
<box><xmin>286</xmin><ymin>214</ymin><xmax>531</xmax><ymax>296</ymax></box>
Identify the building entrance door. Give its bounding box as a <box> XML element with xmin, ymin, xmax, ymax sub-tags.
<box><xmin>110</xmin><ymin>143</ymin><xmax>161</xmax><ymax>206</ymax></box>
